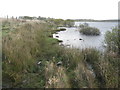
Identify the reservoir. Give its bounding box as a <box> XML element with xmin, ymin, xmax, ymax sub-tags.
<box><xmin>53</xmin><ymin>22</ymin><xmax>118</xmax><ymax>51</ymax></box>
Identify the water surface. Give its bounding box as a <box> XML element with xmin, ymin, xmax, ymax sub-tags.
<box><xmin>53</xmin><ymin>22</ymin><xmax>118</xmax><ymax>51</ymax></box>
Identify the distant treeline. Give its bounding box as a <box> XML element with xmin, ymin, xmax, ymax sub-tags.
<box><xmin>18</xmin><ymin>16</ymin><xmax>74</xmax><ymax>27</ymax></box>
<box><xmin>74</xmin><ymin>19</ymin><xmax>119</xmax><ymax>22</ymax></box>
<box><xmin>6</xmin><ymin>15</ymin><xmax>119</xmax><ymax>22</ymax></box>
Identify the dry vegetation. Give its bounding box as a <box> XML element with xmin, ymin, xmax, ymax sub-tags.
<box><xmin>45</xmin><ymin>62</ymin><xmax>70</xmax><ymax>88</ymax></box>
<box><xmin>2</xmin><ymin>19</ymin><xmax>119</xmax><ymax>88</ymax></box>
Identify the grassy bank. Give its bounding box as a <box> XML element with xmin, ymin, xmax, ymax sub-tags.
<box><xmin>2</xmin><ymin>20</ymin><xmax>119</xmax><ymax>88</ymax></box>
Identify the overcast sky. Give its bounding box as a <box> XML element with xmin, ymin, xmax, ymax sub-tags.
<box><xmin>0</xmin><ymin>0</ymin><xmax>119</xmax><ymax>20</ymax></box>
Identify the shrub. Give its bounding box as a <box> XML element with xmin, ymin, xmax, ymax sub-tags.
<box><xmin>79</xmin><ymin>23</ymin><xmax>100</xmax><ymax>35</ymax></box>
<box><xmin>105</xmin><ymin>27</ymin><xmax>120</xmax><ymax>54</ymax></box>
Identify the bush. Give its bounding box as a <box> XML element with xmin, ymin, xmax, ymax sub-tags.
<box><xmin>105</xmin><ymin>27</ymin><xmax>120</xmax><ymax>54</ymax></box>
<box><xmin>48</xmin><ymin>18</ymin><xmax>74</xmax><ymax>27</ymax></box>
<box><xmin>79</xmin><ymin>23</ymin><xmax>100</xmax><ymax>35</ymax></box>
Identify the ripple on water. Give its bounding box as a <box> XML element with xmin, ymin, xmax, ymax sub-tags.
<box><xmin>53</xmin><ymin>22</ymin><xmax>118</xmax><ymax>51</ymax></box>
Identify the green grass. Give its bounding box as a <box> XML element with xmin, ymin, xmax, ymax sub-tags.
<box><xmin>105</xmin><ymin>27</ymin><xmax>120</xmax><ymax>54</ymax></box>
<box><xmin>2</xmin><ymin>20</ymin><xmax>119</xmax><ymax>88</ymax></box>
<box><xmin>2</xmin><ymin>30</ymin><xmax>9</xmax><ymax>36</ymax></box>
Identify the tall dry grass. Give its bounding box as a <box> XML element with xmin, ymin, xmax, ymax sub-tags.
<box><xmin>2</xmin><ymin>20</ymin><xmax>119</xmax><ymax>88</ymax></box>
<box><xmin>45</xmin><ymin>62</ymin><xmax>70</xmax><ymax>88</ymax></box>
<box><xmin>2</xmin><ymin>22</ymin><xmax>51</xmax><ymax>87</ymax></box>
